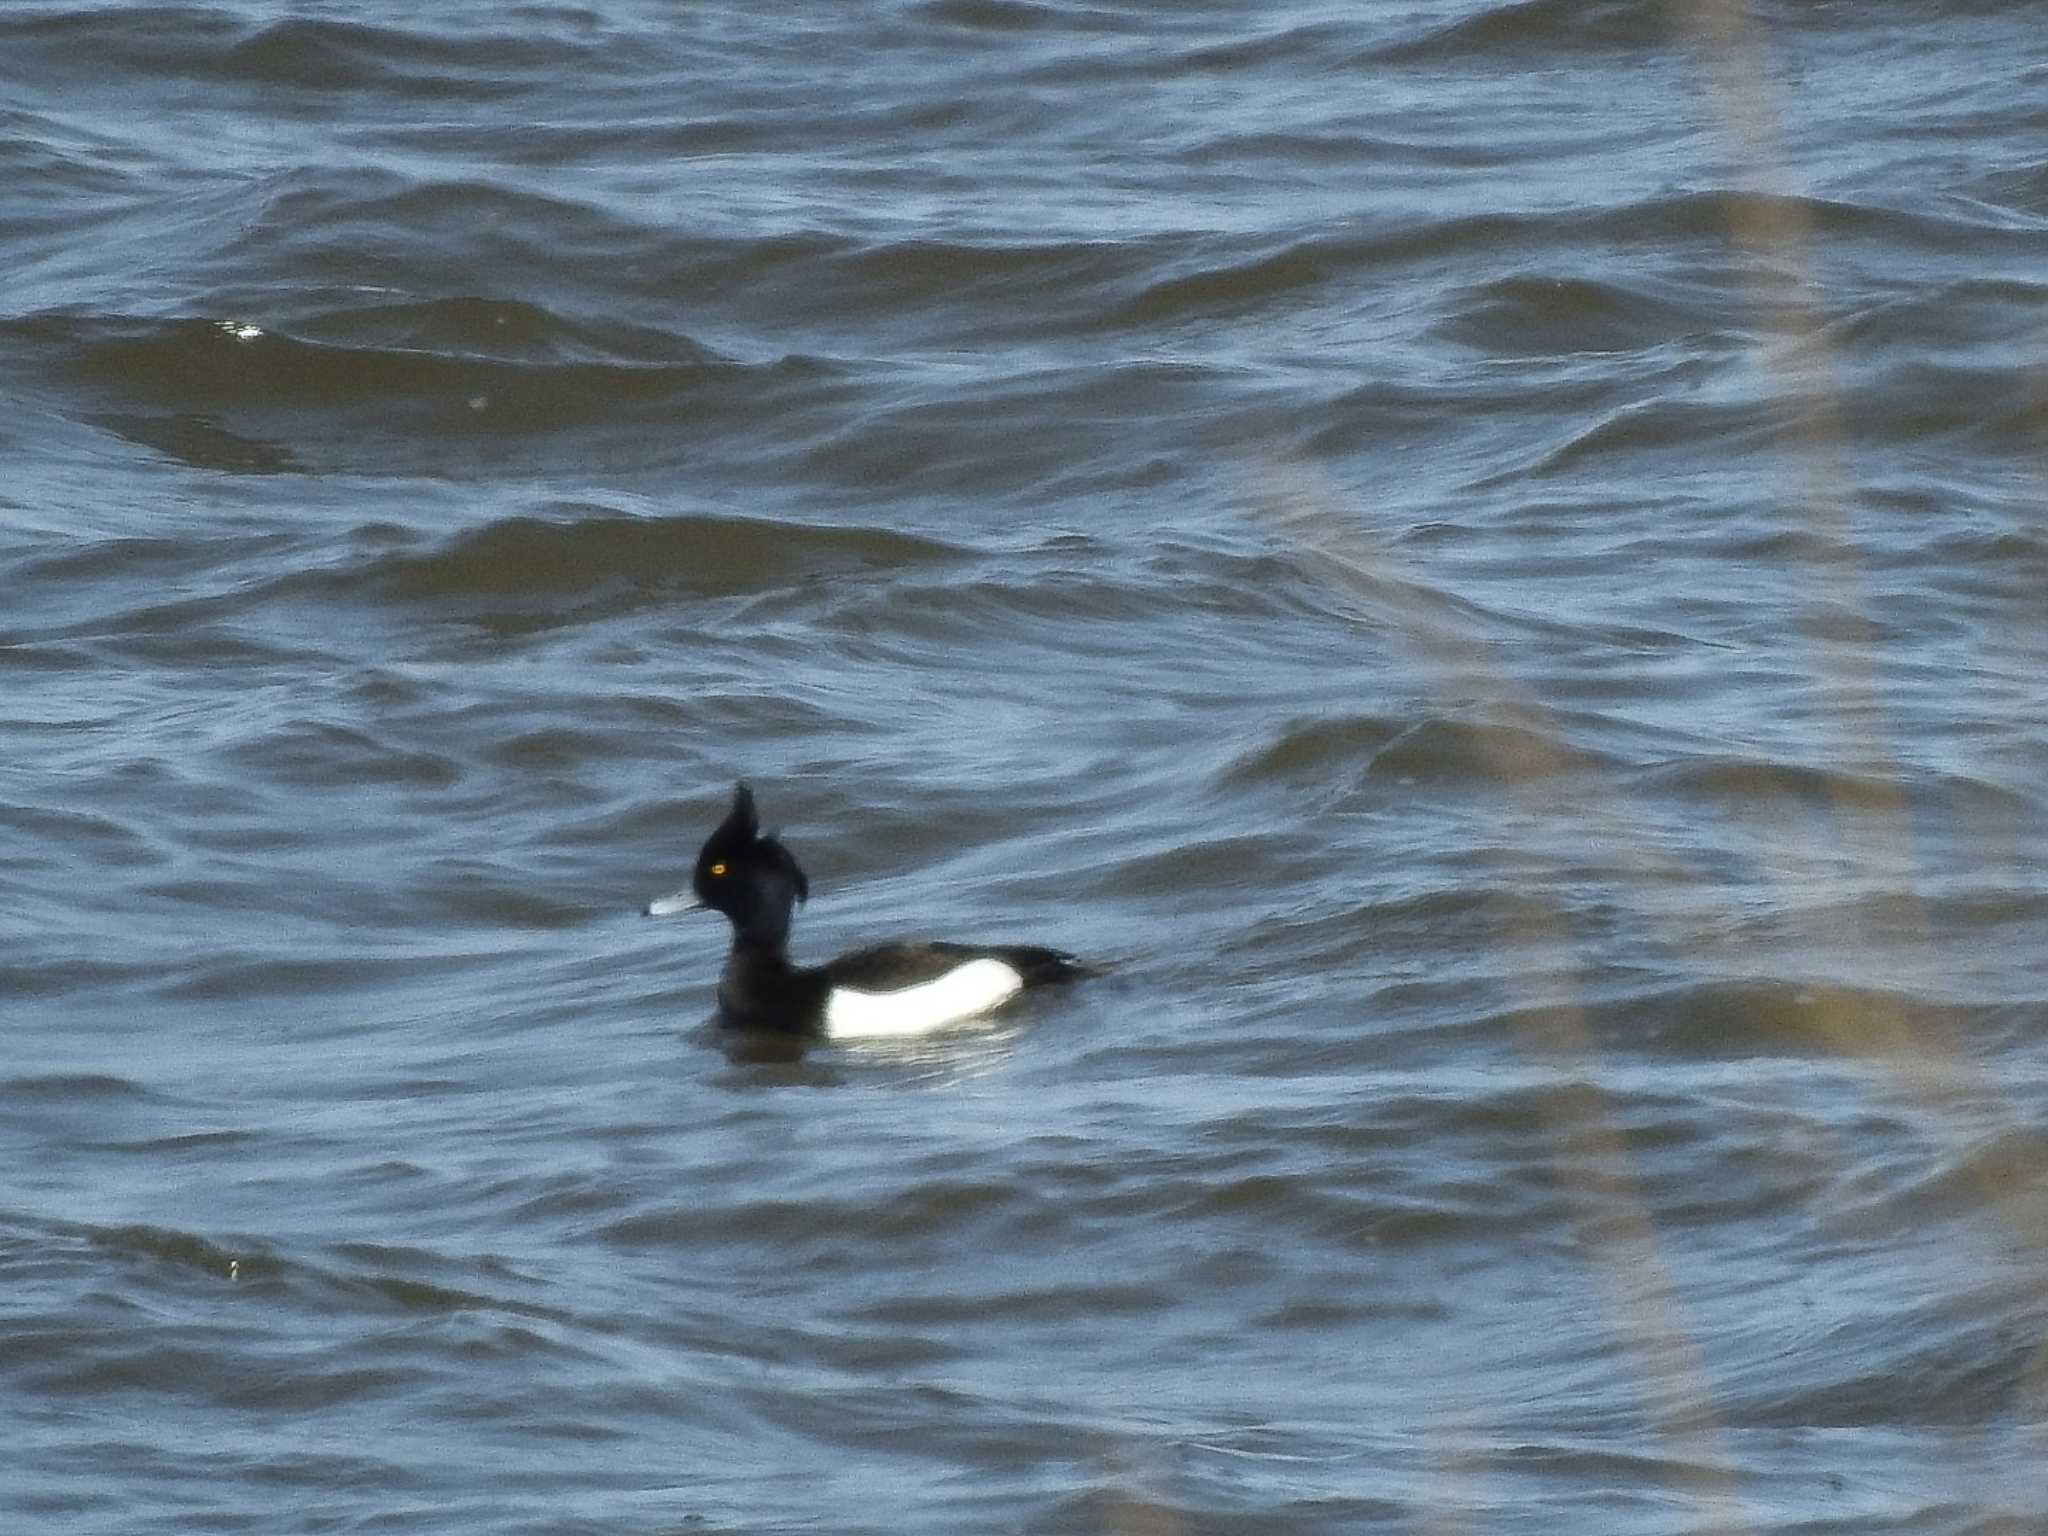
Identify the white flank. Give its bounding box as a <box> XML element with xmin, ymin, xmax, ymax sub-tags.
<box><xmin>823</xmin><ymin>959</ymin><xmax>1024</xmax><ymax>1040</ymax></box>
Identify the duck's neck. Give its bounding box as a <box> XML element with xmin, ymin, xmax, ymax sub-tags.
<box><xmin>717</xmin><ymin>918</ymin><xmax>811</xmax><ymax>1027</ymax></box>
<box><xmin>725</xmin><ymin>899</ymin><xmax>795</xmax><ymax>961</ymax></box>
<box><xmin>728</xmin><ymin>930</ymin><xmax>791</xmax><ymax>967</ymax></box>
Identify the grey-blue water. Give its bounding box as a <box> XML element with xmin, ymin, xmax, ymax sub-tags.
<box><xmin>5</xmin><ymin>2</ymin><xmax>2046</xmax><ymax>1530</ymax></box>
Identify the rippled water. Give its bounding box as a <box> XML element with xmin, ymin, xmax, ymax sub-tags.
<box><xmin>5</xmin><ymin>1</ymin><xmax>2047</xmax><ymax>1530</ymax></box>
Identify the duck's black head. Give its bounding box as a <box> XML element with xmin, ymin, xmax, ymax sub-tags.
<box><xmin>662</xmin><ymin>782</ymin><xmax>809</xmax><ymax>951</ymax></box>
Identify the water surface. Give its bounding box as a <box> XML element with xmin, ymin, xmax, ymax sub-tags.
<box><xmin>4</xmin><ymin>1</ymin><xmax>2047</xmax><ymax>1530</ymax></box>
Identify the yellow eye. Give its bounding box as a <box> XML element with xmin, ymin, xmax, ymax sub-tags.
<box><xmin>708</xmin><ymin>862</ymin><xmax>727</xmax><ymax>877</ymax></box>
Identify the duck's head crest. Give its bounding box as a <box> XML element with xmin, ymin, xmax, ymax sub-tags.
<box><xmin>694</xmin><ymin>781</ymin><xmax>809</xmax><ymax>915</ymax></box>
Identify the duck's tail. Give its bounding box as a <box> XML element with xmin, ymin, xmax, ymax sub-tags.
<box><xmin>990</xmin><ymin>946</ymin><xmax>1102</xmax><ymax>987</ymax></box>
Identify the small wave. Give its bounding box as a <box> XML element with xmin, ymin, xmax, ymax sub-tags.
<box><xmin>1436</xmin><ymin>274</ymin><xmax>1706</xmax><ymax>357</ymax></box>
<box><xmin>1368</xmin><ymin>714</ymin><xmax>1619</xmax><ymax>785</ymax></box>
<box><xmin>219</xmin><ymin>721</ymin><xmax>463</xmax><ymax>793</ymax></box>
<box><xmin>317</xmin><ymin>505</ymin><xmax>964</xmax><ymax>621</ymax></box>
<box><xmin>1219</xmin><ymin>712</ymin><xmax>1409</xmax><ymax>786</ymax></box>
<box><xmin>1635</xmin><ymin>755</ymin><xmax>2030</xmax><ymax>817</ymax></box>
<box><xmin>88</xmin><ymin>411</ymin><xmax>302</xmax><ymax>474</ymax></box>
<box><xmin>88</xmin><ymin>1221</ymin><xmax>259</xmax><ymax>1280</ymax></box>
<box><xmin>1587</xmin><ymin>186</ymin><xmax>2034</xmax><ymax>256</ymax></box>
<box><xmin>792</xmin><ymin>236</ymin><xmax>1135</xmax><ymax>333</ymax></box>
<box><xmin>50</xmin><ymin>308</ymin><xmax>746</xmax><ymax>415</ymax></box>
<box><xmin>1032</xmin><ymin>1483</ymin><xmax>1403</xmax><ymax>1534</ymax></box>
<box><xmin>221</xmin><ymin>17</ymin><xmax>568</xmax><ymax>98</ymax></box>
<box><xmin>1478</xmin><ymin>979</ymin><xmax>1993</xmax><ymax>1062</ymax></box>
<box><xmin>1512</xmin><ymin>394</ymin><xmax>1777</xmax><ymax>478</ymax></box>
<box><xmin>0</xmin><ymin>5</ymin><xmax>243</xmax><ymax>77</ymax></box>
<box><xmin>156</xmin><ymin>949</ymin><xmax>490</xmax><ymax>1003</ymax></box>
<box><xmin>1853</xmin><ymin>358</ymin><xmax>2047</xmax><ymax>452</ymax></box>
<box><xmin>0</xmin><ymin>958</ymin><xmax>166</xmax><ymax>1001</ymax></box>
<box><xmin>1086</xmin><ymin>213</ymin><xmax>1642</xmax><ymax>332</ymax></box>
<box><xmin>914</xmin><ymin>0</ymin><xmax>1066</xmax><ymax>31</ymax></box>
<box><xmin>1368</xmin><ymin>0</ymin><xmax>1676</xmax><ymax>63</ymax></box>
<box><xmin>599</xmin><ymin>1176</ymin><xmax>1032</xmax><ymax>1251</ymax></box>
<box><xmin>0</xmin><ymin>299</ymin><xmax>859</xmax><ymax>479</ymax></box>
<box><xmin>1173</xmin><ymin>18</ymin><xmax>1372</xmax><ymax>73</ymax></box>
<box><xmin>0</xmin><ymin>1072</ymin><xmax>150</xmax><ymax>1102</ymax></box>
<box><xmin>1714</xmin><ymin>1279</ymin><xmax>2046</xmax><ymax>1427</ymax></box>
<box><xmin>0</xmin><ymin>8</ymin><xmax>579</xmax><ymax>100</ymax></box>
<box><xmin>0</xmin><ymin>800</ymin><xmax>162</xmax><ymax>868</ymax></box>
<box><xmin>1107</xmin><ymin>242</ymin><xmax>1333</xmax><ymax>327</ymax></box>
<box><xmin>1829</xmin><ymin>277</ymin><xmax>2047</xmax><ymax>356</ymax></box>
<box><xmin>843</xmin><ymin>1281</ymin><xmax>1162</xmax><ymax>1327</ymax></box>
<box><xmin>1173</xmin><ymin>1169</ymin><xmax>1527</xmax><ymax>1251</ymax></box>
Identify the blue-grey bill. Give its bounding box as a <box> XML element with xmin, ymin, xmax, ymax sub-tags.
<box><xmin>644</xmin><ymin>890</ymin><xmax>699</xmax><ymax>917</ymax></box>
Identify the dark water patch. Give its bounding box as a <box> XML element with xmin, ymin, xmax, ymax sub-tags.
<box><xmin>1370</xmin><ymin>0</ymin><xmax>1676</xmax><ymax>63</ymax></box>
<box><xmin>222</xmin><ymin>718</ymin><xmax>465</xmax><ymax>791</ymax></box>
<box><xmin>1180</xmin><ymin>128</ymin><xmax>1456</xmax><ymax>171</ymax></box>
<box><xmin>419</xmin><ymin>876</ymin><xmax>607</xmax><ymax>932</ymax></box>
<box><xmin>599</xmin><ymin>1176</ymin><xmax>1036</xmax><ymax>1252</ymax></box>
<box><xmin>1636</xmin><ymin>754</ymin><xmax>2027</xmax><ymax>818</ymax></box>
<box><xmin>0</xmin><ymin>4</ymin><xmax>246</xmax><ymax>78</ymax></box>
<box><xmin>1722</xmin><ymin>1287</ymin><xmax>2048</xmax><ymax>1427</ymax></box>
<box><xmin>837</xmin><ymin>1281</ymin><xmax>1164</xmax><ymax>1328</ymax></box>
<box><xmin>1170</xmin><ymin>1169</ymin><xmax>1539</xmax><ymax>1250</ymax></box>
<box><xmin>14</xmin><ymin>527</ymin><xmax>297</xmax><ymax>587</ymax></box>
<box><xmin>0</xmin><ymin>957</ymin><xmax>170</xmax><ymax>1001</ymax></box>
<box><xmin>1827</xmin><ymin>277</ymin><xmax>2048</xmax><ymax>357</ymax></box>
<box><xmin>1974</xmin><ymin>157</ymin><xmax>2048</xmax><ymax>219</ymax></box>
<box><xmin>1368</xmin><ymin>715</ymin><xmax>1619</xmax><ymax>786</ymax></box>
<box><xmin>348</xmin><ymin>1270</ymin><xmax>556</xmax><ymax>1320</ymax></box>
<box><xmin>1834</xmin><ymin>1127</ymin><xmax>2048</xmax><ymax>1237</ymax></box>
<box><xmin>1589</xmin><ymin>187</ymin><xmax>2042</xmax><ymax>262</ymax></box>
<box><xmin>0</xmin><ymin>639</ymin><xmax>95</xmax><ymax>671</ymax></box>
<box><xmin>45</xmin><ymin>310</ymin><xmax>768</xmax><ymax>429</ymax></box>
<box><xmin>155</xmin><ymin>808</ymin><xmax>310</xmax><ymax>857</ymax></box>
<box><xmin>286</xmin><ymin>296</ymin><xmax>715</xmax><ymax>369</ymax></box>
<box><xmin>1109</xmin><ymin>832</ymin><xmax>1306</xmax><ymax>901</ymax></box>
<box><xmin>21</xmin><ymin>1344</ymin><xmax>423</xmax><ymax>1412</ymax></box>
<box><xmin>223</xmin><ymin>169</ymin><xmax>677</xmax><ymax>293</ymax></box>
<box><xmin>88</xmin><ymin>1128</ymin><xmax>265</xmax><ymax>1157</ymax></box>
<box><xmin>1486</xmin><ymin>980</ymin><xmax>1990</xmax><ymax>1062</ymax></box>
<box><xmin>802</xmin><ymin>236</ymin><xmax>1136</xmax><ymax>332</ymax></box>
<box><xmin>1438</xmin><ymin>275</ymin><xmax>1708</xmax><ymax>357</ymax></box>
<box><xmin>0</xmin><ymin>800</ymin><xmax>162</xmax><ymax>869</ymax></box>
<box><xmin>71</xmin><ymin>621</ymin><xmax>321</xmax><ymax>675</ymax></box>
<box><xmin>0</xmin><ymin>7</ymin><xmax>573</xmax><ymax>100</ymax></box>
<box><xmin>1514</xmin><ymin>393</ymin><xmax>1783</xmax><ymax>478</ymax></box>
<box><xmin>87</xmin><ymin>1221</ymin><xmax>262</xmax><ymax>1282</ymax></box>
<box><xmin>1260</xmin><ymin>1294</ymin><xmax>1448</xmax><ymax>1329</ymax></box>
<box><xmin>1295</xmin><ymin>369</ymin><xmax>1638</xmax><ymax>459</ymax></box>
<box><xmin>0</xmin><ymin>1072</ymin><xmax>151</xmax><ymax>1103</ymax></box>
<box><xmin>221</xmin><ymin>17</ymin><xmax>569</xmax><ymax>99</ymax></box>
<box><xmin>1852</xmin><ymin>358</ymin><xmax>2048</xmax><ymax>452</ymax></box>
<box><xmin>1174</xmin><ymin>19</ymin><xmax>1373</xmax><ymax>73</ymax></box>
<box><xmin>485</xmin><ymin>726</ymin><xmax>616</xmax><ymax>772</ymax></box>
<box><xmin>914</xmin><ymin>0</ymin><xmax>1069</xmax><ymax>32</ymax></box>
<box><xmin>1220</xmin><ymin>712</ymin><xmax>1409</xmax><ymax>787</ymax></box>
<box><xmin>1025</xmin><ymin>1485</ymin><xmax>1406</xmax><ymax>1536</ymax></box>
<box><xmin>257</xmin><ymin>506</ymin><xmax>965</xmax><ymax>639</ymax></box>
<box><xmin>1016</xmin><ymin>204</ymin><xmax>1772</xmax><ymax>338</ymax></box>
<box><xmin>0</xmin><ymin>105</ymin><xmax>143</xmax><ymax>201</ymax></box>
<box><xmin>1104</xmin><ymin>239</ymin><xmax>1340</xmax><ymax>327</ymax></box>
<box><xmin>793</xmin><ymin>360</ymin><xmax>1234</xmax><ymax>495</ymax></box>
<box><xmin>88</xmin><ymin>411</ymin><xmax>303</xmax><ymax>473</ymax></box>
<box><xmin>157</xmin><ymin>950</ymin><xmax>499</xmax><ymax>1003</ymax></box>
